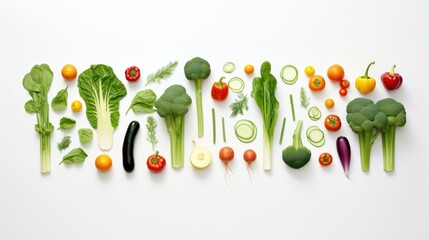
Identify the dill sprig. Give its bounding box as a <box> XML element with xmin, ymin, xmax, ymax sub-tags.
<box><xmin>146</xmin><ymin>116</ymin><xmax>158</xmax><ymax>151</ymax></box>
<box><xmin>57</xmin><ymin>136</ymin><xmax>71</xmax><ymax>153</ymax></box>
<box><xmin>300</xmin><ymin>87</ymin><xmax>310</xmax><ymax>109</ymax></box>
<box><xmin>145</xmin><ymin>61</ymin><xmax>178</xmax><ymax>86</ymax></box>
<box><xmin>229</xmin><ymin>93</ymin><xmax>249</xmax><ymax>118</ymax></box>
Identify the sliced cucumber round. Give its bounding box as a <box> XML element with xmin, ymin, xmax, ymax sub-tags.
<box><xmin>223</xmin><ymin>62</ymin><xmax>236</xmax><ymax>73</ymax></box>
<box><xmin>228</xmin><ymin>77</ymin><xmax>245</xmax><ymax>93</ymax></box>
<box><xmin>280</xmin><ymin>65</ymin><xmax>298</xmax><ymax>85</ymax></box>
<box><xmin>234</xmin><ymin>119</ymin><xmax>257</xmax><ymax>143</ymax></box>
<box><xmin>306</xmin><ymin>125</ymin><xmax>325</xmax><ymax>147</ymax></box>
<box><xmin>308</xmin><ymin>106</ymin><xmax>322</xmax><ymax>121</ymax></box>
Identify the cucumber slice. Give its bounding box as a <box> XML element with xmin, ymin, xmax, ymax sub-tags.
<box><xmin>223</xmin><ymin>62</ymin><xmax>236</xmax><ymax>73</ymax></box>
<box><xmin>308</xmin><ymin>106</ymin><xmax>322</xmax><ymax>121</ymax></box>
<box><xmin>280</xmin><ymin>65</ymin><xmax>298</xmax><ymax>85</ymax></box>
<box><xmin>234</xmin><ymin>119</ymin><xmax>257</xmax><ymax>143</ymax></box>
<box><xmin>306</xmin><ymin>125</ymin><xmax>325</xmax><ymax>147</ymax></box>
<box><xmin>228</xmin><ymin>77</ymin><xmax>245</xmax><ymax>93</ymax></box>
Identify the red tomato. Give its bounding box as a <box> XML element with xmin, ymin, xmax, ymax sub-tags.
<box><xmin>324</xmin><ymin>114</ymin><xmax>342</xmax><ymax>131</ymax></box>
<box><xmin>339</xmin><ymin>88</ymin><xmax>348</xmax><ymax>96</ymax></box>
<box><xmin>319</xmin><ymin>153</ymin><xmax>333</xmax><ymax>166</ymax></box>
<box><xmin>340</xmin><ymin>79</ymin><xmax>350</xmax><ymax>89</ymax></box>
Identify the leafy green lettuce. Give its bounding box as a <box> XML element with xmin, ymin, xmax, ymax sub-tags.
<box><xmin>78</xmin><ymin>64</ymin><xmax>127</xmax><ymax>150</ymax></box>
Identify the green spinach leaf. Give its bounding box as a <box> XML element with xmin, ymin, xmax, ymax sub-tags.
<box><xmin>78</xmin><ymin>128</ymin><xmax>93</xmax><ymax>144</ymax></box>
<box><xmin>51</xmin><ymin>86</ymin><xmax>68</xmax><ymax>112</ymax></box>
<box><xmin>58</xmin><ymin>117</ymin><xmax>76</xmax><ymax>130</ymax></box>
<box><xmin>126</xmin><ymin>89</ymin><xmax>157</xmax><ymax>114</ymax></box>
<box><xmin>60</xmin><ymin>148</ymin><xmax>88</xmax><ymax>165</ymax></box>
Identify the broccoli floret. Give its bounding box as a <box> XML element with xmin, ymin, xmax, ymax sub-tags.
<box><xmin>346</xmin><ymin>98</ymin><xmax>387</xmax><ymax>172</ymax></box>
<box><xmin>376</xmin><ymin>98</ymin><xmax>406</xmax><ymax>172</ymax></box>
<box><xmin>282</xmin><ymin>120</ymin><xmax>311</xmax><ymax>169</ymax></box>
<box><xmin>155</xmin><ymin>85</ymin><xmax>192</xmax><ymax>168</ymax></box>
<box><xmin>184</xmin><ymin>57</ymin><xmax>211</xmax><ymax>137</ymax></box>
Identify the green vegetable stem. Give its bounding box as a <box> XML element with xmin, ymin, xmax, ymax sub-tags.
<box><xmin>23</xmin><ymin>64</ymin><xmax>54</xmax><ymax>174</ymax></box>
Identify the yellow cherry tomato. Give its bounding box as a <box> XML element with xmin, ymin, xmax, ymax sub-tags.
<box><xmin>304</xmin><ymin>66</ymin><xmax>315</xmax><ymax>77</ymax></box>
<box><xmin>71</xmin><ymin>100</ymin><xmax>82</xmax><ymax>112</ymax></box>
<box><xmin>244</xmin><ymin>64</ymin><xmax>254</xmax><ymax>74</ymax></box>
<box><xmin>95</xmin><ymin>154</ymin><xmax>112</xmax><ymax>172</ymax></box>
<box><xmin>61</xmin><ymin>64</ymin><xmax>78</xmax><ymax>81</ymax></box>
<box><xmin>325</xmin><ymin>99</ymin><xmax>335</xmax><ymax>109</ymax></box>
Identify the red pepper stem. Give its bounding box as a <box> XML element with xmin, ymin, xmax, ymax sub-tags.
<box><xmin>364</xmin><ymin>61</ymin><xmax>376</xmax><ymax>78</ymax></box>
<box><xmin>217</xmin><ymin>76</ymin><xmax>226</xmax><ymax>87</ymax></box>
<box><xmin>152</xmin><ymin>150</ymin><xmax>159</xmax><ymax>164</ymax></box>
<box><xmin>390</xmin><ymin>64</ymin><xmax>396</xmax><ymax>76</ymax></box>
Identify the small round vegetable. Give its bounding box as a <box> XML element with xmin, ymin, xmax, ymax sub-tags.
<box><xmin>340</xmin><ymin>79</ymin><xmax>350</xmax><ymax>89</ymax></box>
<box><xmin>243</xmin><ymin>149</ymin><xmax>257</xmax><ymax>163</ymax></box>
<box><xmin>327</xmin><ymin>64</ymin><xmax>345</xmax><ymax>81</ymax></box>
<box><xmin>125</xmin><ymin>66</ymin><xmax>140</xmax><ymax>82</ymax></box>
<box><xmin>339</xmin><ymin>88</ymin><xmax>348</xmax><ymax>96</ymax></box>
<box><xmin>219</xmin><ymin>147</ymin><xmax>234</xmax><ymax>161</ymax></box>
<box><xmin>319</xmin><ymin>153</ymin><xmax>333</xmax><ymax>166</ymax></box>
<box><xmin>147</xmin><ymin>151</ymin><xmax>166</xmax><ymax>173</ymax></box>
<box><xmin>324</xmin><ymin>114</ymin><xmax>342</xmax><ymax>131</ymax></box>
<box><xmin>304</xmin><ymin>66</ymin><xmax>315</xmax><ymax>77</ymax></box>
<box><xmin>223</xmin><ymin>62</ymin><xmax>236</xmax><ymax>73</ymax></box>
<box><xmin>61</xmin><ymin>64</ymin><xmax>77</xmax><ymax>80</ymax></box>
<box><xmin>325</xmin><ymin>99</ymin><xmax>335</xmax><ymax>109</ymax></box>
<box><xmin>244</xmin><ymin>64</ymin><xmax>254</xmax><ymax>74</ymax></box>
<box><xmin>71</xmin><ymin>100</ymin><xmax>82</xmax><ymax>112</ymax></box>
<box><xmin>95</xmin><ymin>154</ymin><xmax>112</xmax><ymax>172</ymax></box>
<box><xmin>280</xmin><ymin>65</ymin><xmax>298</xmax><ymax>85</ymax></box>
<box><xmin>309</xmin><ymin>75</ymin><xmax>326</xmax><ymax>91</ymax></box>
<box><xmin>308</xmin><ymin>106</ymin><xmax>322</xmax><ymax>121</ymax></box>
<box><xmin>190</xmin><ymin>141</ymin><xmax>212</xmax><ymax>169</ymax></box>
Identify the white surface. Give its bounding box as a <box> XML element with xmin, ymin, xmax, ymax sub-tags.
<box><xmin>1</xmin><ymin>0</ymin><xmax>428</xmax><ymax>239</ymax></box>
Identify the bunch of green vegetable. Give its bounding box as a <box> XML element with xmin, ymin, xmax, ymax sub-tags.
<box><xmin>282</xmin><ymin>120</ymin><xmax>311</xmax><ymax>169</ymax></box>
<box><xmin>184</xmin><ymin>57</ymin><xmax>211</xmax><ymax>137</ymax></box>
<box><xmin>23</xmin><ymin>64</ymin><xmax>54</xmax><ymax>174</ymax></box>
<box><xmin>77</xmin><ymin>64</ymin><xmax>127</xmax><ymax>150</ymax></box>
<box><xmin>251</xmin><ymin>61</ymin><xmax>279</xmax><ymax>171</ymax></box>
<box><xmin>155</xmin><ymin>84</ymin><xmax>192</xmax><ymax>168</ymax></box>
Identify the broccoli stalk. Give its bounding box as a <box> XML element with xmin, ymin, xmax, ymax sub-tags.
<box><xmin>184</xmin><ymin>57</ymin><xmax>211</xmax><ymax>137</ymax></box>
<box><xmin>155</xmin><ymin>85</ymin><xmax>192</xmax><ymax>168</ymax></box>
<box><xmin>376</xmin><ymin>98</ymin><xmax>406</xmax><ymax>172</ymax></box>
<box><xmin>346</xmin><ymin>98</ymin><xmax>387</xmax><ymax>172</ymax></box>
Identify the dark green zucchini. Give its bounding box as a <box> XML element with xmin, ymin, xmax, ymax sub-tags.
<box><xmin>122</xmin><ymin>120</ymin><xmax>140</xmax><ymax>172</ymax></box>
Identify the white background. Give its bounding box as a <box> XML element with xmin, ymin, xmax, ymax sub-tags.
<box><xmin>1</xmin><ymin>0</ymin><xmax>428</xmax><ymax>239</ymax></box>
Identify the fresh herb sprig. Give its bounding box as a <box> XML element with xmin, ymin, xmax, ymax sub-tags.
<box><xmin>146</xmin><ymin>61</ymin><xmax>178</xmax><ymax>86</ymax></box>
<box><xmin>57</xmin><ymin>136</ymin><xmax>71</xmax><ymax>153</ymax></box>
<box><xmin>300</xmin><ymin>87</ymin><xmax>310</xmax><ymax>109</ymax></box>
<box><xmin>229</xmin><ymin>93</ymin><xmax>249</xmax><ymax>118</ymax></box>
<box><xmin>146</xmin><ymin>116</ymin><xmax>158</xmax><ymax>151</ymax></box>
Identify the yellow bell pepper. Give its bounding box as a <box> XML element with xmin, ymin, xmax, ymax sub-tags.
<box><xmin>355</xmin><ymin>61</ymin><xmax>376</xmax><ymax>94</ymax></box>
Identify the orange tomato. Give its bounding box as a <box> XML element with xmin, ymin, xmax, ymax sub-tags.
<box><xmin>244</xmin><ymin>64</ymin><xmax>254</xmax><ymax>74</ymax></box>
<box><xmin>327</xmin><ymin>64</ymin><xmax>344</xmax><ymax>81</ymax></box>
<box><xmin>95</xmin><ymin>154</ymin><xmax>112</xmax><ymax>172</ymax></box>
<box><xmin>325</xmin><ymin>99</ymin><xmax>335</xmax><ymax>108</ymax></box>
<box><xmin>61</xmin><ymin>64</ymin><xmax>78</xmax><ymax>80</ymax></box>
<box><xmin>308</xmin><ymin>75</ymin><xmax>326</xmax><ymax>91</ymax></box>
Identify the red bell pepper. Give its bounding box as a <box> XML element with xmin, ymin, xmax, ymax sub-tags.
<box><xmin>381</xmin><ymin>65</ymin><xmax>403</xmax><ymax>90</ymax></box>
<box><xmin>147</xmin><ymin>151</ymin><xmax>166</xmax><ymax>172</ymax></box>
<box><xmin>211</xmin><ymin>76</ymin><xmax>228</xmax><ymax>101</ymax></box>
<box><xmin>125</xmin><ymin>66</ymin><xmax>141</xmax><ymax>82</ymax></box>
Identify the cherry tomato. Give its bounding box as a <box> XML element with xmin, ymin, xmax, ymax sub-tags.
<box><xmin>308</xmin><ymin>75</ymin><xmax>326</xmax><ymax>91</ymax></box>
<box><xmin>61</xmin><ymin>64</ymin><xmax>78</xmax><ymax>81</ymax></box>
<box><xmin>71</xmin><ymin>100</ymin><xmax>82</xmax><ymax>112</ymax></box>
<box><xmin>339</xmin><ymin>88</ymin><xmax>348</xmax><ymax>96</ymax></box>
<box><xmin>324</xmin><ymin>114</ymin><xmax>342</xmax><ymax>131</ymax></box>
<box><xmin>244</xmin><ymin>64</ymin><xmax>254</xmax><ymax>74</ymax></box>
<box><xmin>147</xmin><ymin>151</ymin><xmax>166</xmax><ymax>172</ymax></box>
<box><xmin>304</xmin><ymin>66</ymin><xmax>315</xmax><ymax>77</ymax></box>
<box><xmin>95</xmin><ymin>154</ymin><xmax>112</xmax><ymax>172</ymax></box>
<box><xmin>325</xmin><ymin>99</ymin><xmax>335</xmax><ymax>109</ymax></box>
<box><xmin>319</xmin><ymin>153</ymin><xmax>333</xmax><ymax>166</ymax></box>
<box><xmin>340</xmin><ymin>79</ymin><xmax>350</xmax><ymax>89</ymax></box>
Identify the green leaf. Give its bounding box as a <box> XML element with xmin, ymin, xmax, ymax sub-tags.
<box><xmin>51</xmin><ymin>86</ymin><xmax>68</xmax><ymax>112</ymax></box>
<box><xmin>58</xmin><ymin>117</ymin><xmax>76</xmax><ymax>130</ymax></box>
<box><xmin>126</xmin><ymin>89</ymin><xmax>157</xmax><ymax>114</ymax></box>
<box><xmin>60</xmin><ymin>148</ymin><xmax>88</xmax><ymax>165</ymax></box>
<box><xmin>57</xmin><ymin>136</ymin><xmax>71</xmax><ymax>153</ymax></box>
<box><xmin>25</xmin><ymin>100</ymin><xmax>37</xmax><ymax>113</ymax></box>
<box><xmin>146</xmin><ymin>61</ymin><xmax>178</xmax><ymax>86</ymax></box>
<box><xmin>78</xmin><ymin>128</ymin><xmax>93</xmax><ymax>144</ymax></box>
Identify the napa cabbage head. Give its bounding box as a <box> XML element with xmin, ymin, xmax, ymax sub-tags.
<box><xmin>78</xmin><ymin>64</ymin><xmax>127</xmax><ymax>150</ymax></box>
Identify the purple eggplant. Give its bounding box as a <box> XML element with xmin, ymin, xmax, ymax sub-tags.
<box><xmin>336</xmin><ymin>136</ymin><xmax>351</xmax><ymax>179</ymax></box>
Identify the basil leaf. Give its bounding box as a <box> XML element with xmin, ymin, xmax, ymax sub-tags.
<box><xmin>60</xmin><ymin>148</ymin><xmax>88</xmax><ymax>165</ymax></box>
<box><xmin>78</xmin><ymin>128</ymin><xmax>93</xmax><ymax>144</ymax></box>
<box><xmin>51</xmin><ymin>86</ymin><xmax>68</xmax><ymax>112</ymax></box>
<box><xmin>58</xmin><ymin>117</ymin><xmax>76</xmax><ymax>130</ymax></box>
